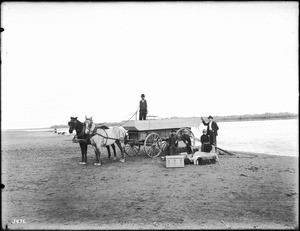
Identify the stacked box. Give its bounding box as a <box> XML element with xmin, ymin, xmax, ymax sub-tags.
<box><xmin>166</xmin><ymin>155</ymin><xmax>184</xmax><ymax>168</ymax></box>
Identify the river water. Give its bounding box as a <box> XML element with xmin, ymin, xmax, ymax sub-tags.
<box><xmin>192</xmin><ymin>119</ymin><xmax>298</xmax><ymax>157</ymax></box>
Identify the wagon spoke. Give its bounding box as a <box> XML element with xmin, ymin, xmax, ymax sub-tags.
<box><xmin>144</xmin><ymin>133</ymin><xmax>163</xmax><ymax>158</ymax></box>
<box><xmin>124</xmin><ymin>142</ymin><xmax>140</xmax><ymax>156</ymax></box>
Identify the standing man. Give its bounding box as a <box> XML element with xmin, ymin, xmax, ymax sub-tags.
<box><xmin>139</xmin><ymin>94</ymin><xmax>148</xmax><ymax>120</ymax></box>
<box><xmin>161</xmin><ymin>130</ymin><xmax>178</xmax><ymax>158</ymax></box>
<box><xmin>201</xmin><ymin>115</ymin><xmax>219</xmax><ymax>146</ymax></box>
<box><xmin>168</xmin><ymin>130</ymin><xmax>180</xmax><ymax>155</ymax></box>
<box><xmin>181</xmin><ymin>129</ymin><xmax>193</xmax><ymax>154</ymax></box>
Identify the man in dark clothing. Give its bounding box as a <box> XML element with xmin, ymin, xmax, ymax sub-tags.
<box><xmin>201</xmin><ymin>115</ymin><xmax>219</xmax><ymax>146</ymax></box>
<box><xmin>139</xmin><ymin>94</ymin><xmax>147</xmax><ymax>120</ymax></box>
<box><xmin>168</xmin><ymin>130</ymin><xmax>179</xmax><ymax>155</ymax></box>
<box><xmin>181</xmin><ymin>130</ymin><xmax>193</xmax><ymax>154</ymax></box>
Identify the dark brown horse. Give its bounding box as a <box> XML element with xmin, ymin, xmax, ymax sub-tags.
<box><xmin>68</xmin><ymin>117</ymin><xmax>89</xmax><ymax>164</ymax></box>
<box><xmin>68</xmin><ymin>117</ymin><xmax>118</xmax><ymax>164</ymax></box>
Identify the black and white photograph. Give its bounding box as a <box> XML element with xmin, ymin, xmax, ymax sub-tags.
<box><xmin>1</xmin><ymin>2</ymin><xmax>298</xmax><ymax>229</ymax></box>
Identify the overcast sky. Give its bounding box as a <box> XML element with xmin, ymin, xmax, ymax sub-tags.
<box><xmin>1</xmin><ymin>2</ymin><xmax>298</xmax><ymax>129</ymax></box>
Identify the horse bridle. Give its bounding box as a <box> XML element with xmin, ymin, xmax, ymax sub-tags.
<box><xmin>69</xmin><ymin>120</ymin><xmax>85</xmax><ymax>138</ymax></box>
<box><xmin>86</xmin><ymin>120</ymin><xmax>97</xmax><ymax>136</ymax></box>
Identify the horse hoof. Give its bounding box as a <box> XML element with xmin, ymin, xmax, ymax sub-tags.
<box><xmin>94</xmin><ymin>163</ymin><xmax>101</xmax><ymax>166</ymax></box>
<box><xmin>120</xmin><ymin>159</ymin><xmax>125</xmax><ymax>163</ymax></box>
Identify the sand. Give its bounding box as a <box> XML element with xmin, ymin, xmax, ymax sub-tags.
<box><xmin>1</xmin><ymin>130</ymin><xmax>298</xmax><ymax>229</ymax></box>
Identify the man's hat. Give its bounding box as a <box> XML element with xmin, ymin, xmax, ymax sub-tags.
<box><xmin>208</xmin><ymin>115</ymin><xmax>213</xmax><ymax>119</ymax></box>
<box><xmin>141</xmin><ymin>94</ymin><xmax>145</xmax><ymax>97</ymax></box>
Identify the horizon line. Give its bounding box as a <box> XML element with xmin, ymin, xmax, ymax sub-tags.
<box><xmin>1</xmin><ymin>112</ymin><xmax>298</xmax><ymax>131</ymax></box>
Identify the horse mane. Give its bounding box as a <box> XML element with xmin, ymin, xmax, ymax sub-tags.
<box><xmin>72</xmin><ymin>119</ymin><xmax>86</xmax><ymax>137</ymax></box>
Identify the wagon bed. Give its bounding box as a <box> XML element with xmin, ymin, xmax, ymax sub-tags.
<box><xmin>123</xmin><ymin>117</ymin><xmax>201</xmax><ymax>131</ymax></box>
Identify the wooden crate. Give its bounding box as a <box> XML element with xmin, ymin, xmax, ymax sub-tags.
<box><xmin>166</xmin><ymin>155</ymin><xmax>184</xmax><ymax>168</ymax></box>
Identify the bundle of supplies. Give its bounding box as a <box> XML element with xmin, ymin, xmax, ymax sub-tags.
<box><xmin>184</xmin><ymin>151</ymin><xmax>218</xmax><ymax>165</ymax></box>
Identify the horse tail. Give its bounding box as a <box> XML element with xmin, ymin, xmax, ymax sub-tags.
<box><xmin>114</xmin><ymin>126</ymin><xmax>127</xmax><ymax>141</ymax></box>
<box><xmin>119</xmin><ymin>126</ymin><xmax>128</xmax><ymax>140</ymax></box>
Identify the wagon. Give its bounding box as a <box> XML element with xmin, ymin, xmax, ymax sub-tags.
<box><xmin>122</xmin><ymin>117</ymin><xmax>202</xmax><ymax>157</ymax></box>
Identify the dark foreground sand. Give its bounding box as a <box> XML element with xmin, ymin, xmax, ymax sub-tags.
<box><xmin>1</xmin><ymin>130</ymin><xmax>298</xmax><ymax>230</ymax></box>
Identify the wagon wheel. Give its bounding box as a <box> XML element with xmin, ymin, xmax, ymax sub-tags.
<box><xmin>124</xmin><ymin>142</ymin><xmax>140</xmax><ymax>156</ymax></box>
<box><xmin>176</xmin><ymin>127</ymin><xmax>196</xmax><ymax>147</ymax></box>
<box><xmin>144</xmin><ymin>133</ymin><xmax>163</xmax><ymax>158</ymax></box>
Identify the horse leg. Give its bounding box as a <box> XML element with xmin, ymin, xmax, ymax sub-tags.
<box><xmin>111</xmin><ymin>144</ymin><xmax>117</xmax><ymax>160</ymax></box>
<box><xmin>93</xmin><ymin>144</ymin><xmax>102</xmax><ymax>166</ymax></box>
<box><xmin>106</xmin><ymin>146</ymin><xmax>111</xmax><ymax>159</ymax></box>
<box><xmin>115</xmin><ymin>140</ymin><xmax>125</xmax><ymax>162</ymax></box>
<box><xmin>84</xmin><ymin>144</ymin><xmax>88</xmax><ymax>163</ymax></box>
<box><xmin>79</xmin><ymin>143</ymin><xmax>87</xmax><ymax>165</ymax></box>
<box><xmin>83</xmin><ymin>143</ymin><xmax>88</xmax><ymax>164</ymax></box>
<box><xmin>79</xmin><ymin>144</ymin><xmax>84</xmax><ymax>164</ymax></box>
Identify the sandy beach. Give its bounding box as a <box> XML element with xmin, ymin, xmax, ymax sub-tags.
<box><xmin>1</xmin><ymin>130</ymin><xmax>298</xmax><ymax>230</ymax></box>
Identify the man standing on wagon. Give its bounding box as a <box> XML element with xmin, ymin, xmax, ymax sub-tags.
<box><xmin>201</xmin><ymin>115</ymin><xmax>219</xmax><ymax>147</ymax></box>
<box><xmin>139</xmin><ymin>94</ymin><xmax>148</xmax><ymax>120</ymax></box>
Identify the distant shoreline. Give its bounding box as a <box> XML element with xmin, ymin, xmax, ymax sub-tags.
<box><xmin>215</xmin><ymin>116</ymin><xmax>298</xmax><ymax>123</ymax></box>
<box><xmin>3</xmin><ymin>114</ymin><xmax>297</xmax><ymax>131</ymax></box>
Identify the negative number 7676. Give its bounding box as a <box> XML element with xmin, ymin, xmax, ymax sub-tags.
<box><xmin>12</xmin><ymin>219</ymin><xmax>27</xmax><ymax>224</ymax></box>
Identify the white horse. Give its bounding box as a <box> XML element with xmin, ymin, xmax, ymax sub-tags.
<box><xmin>84</xmin><ymin>116</ymin><xmax>127</xmax><ymax>165</ymax></box>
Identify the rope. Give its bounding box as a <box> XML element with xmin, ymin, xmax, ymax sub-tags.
<box><xmin>91</xmin><ymin>110</ymin><xmax>137</xmax><ymax>129</ymax></box>
<box><xmin>118</xmin><ymin>110</ymin><xmax>138</xmax><ymax>127</ymax></box>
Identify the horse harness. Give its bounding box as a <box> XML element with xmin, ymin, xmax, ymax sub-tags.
<box><xmin>89</xmin><ymin>127</ymin><xmax>120</xmax><ymax>147</ymax></box>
